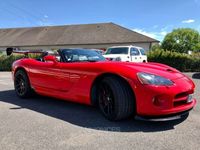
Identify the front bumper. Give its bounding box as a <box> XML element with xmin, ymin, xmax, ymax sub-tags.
<box><xmin>131</xmin><ymin>76</ymin><xmax>197</xmax><ymax>117</ymax></box>
<box><xmin>135</xmin><ymin>107</ymin><xmax>193</xmax><ymax>121</ymax></box>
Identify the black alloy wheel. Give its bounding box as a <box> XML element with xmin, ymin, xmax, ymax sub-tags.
<box><xmin>14</xmin><ymin>70</ymin><xmax>32</xmax><ymax>98</ymax></box>
<box><xmin>98</xmin><ymin>82</ymin><xmax>115</xmax><ymax>118</ymax></box>
<box><xmin>98</xmin><ymin>76</ymin><xmax>135</xmax><ymax>121</ymax></box>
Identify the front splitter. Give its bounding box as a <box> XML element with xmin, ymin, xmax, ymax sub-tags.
<box><xmin>135</xmin><ymin>108</ymin><xmax>192</xmax><ymax>121</ymax></box>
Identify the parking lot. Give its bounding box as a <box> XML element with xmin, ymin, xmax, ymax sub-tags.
<box><xmin>0</xmin><ymin>72</ymin><xmax>200</xmax><ymax>150</ymax></box>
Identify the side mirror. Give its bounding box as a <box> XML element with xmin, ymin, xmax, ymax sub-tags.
<box><xmin>44</xmin><ymin>55</ymin><xmax>57</xmax><ymax>63</ymax></box>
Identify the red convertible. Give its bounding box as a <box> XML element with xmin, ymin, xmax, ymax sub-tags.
<box><xmin>12</xmin><ymin>49</ymin><xmax>197</xmax><ymax>121</ymax></box>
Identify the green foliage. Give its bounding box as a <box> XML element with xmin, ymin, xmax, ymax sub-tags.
<box><xmin>148</xmin><ymin>48</ymin><xmax>200</xmax><ymax>72</ymax></box>
<box><xmin>162</xmin><ymin>28</ymin><xmax>200</xmax><ymax>53</ymax></box>
<box><xmin>0</xmin><ymin>55</ymin><xmax>23</xmax><ymax>71</ymax></box>
<box><xmin>194</xmin><ymin>43</ymin><xmax>200</xmax><ymax>52</ymax></box>
<box><xmin>150</xmin><ymin>44</ymin><xmax>162</xmax><ymax>51</ymax></box>
<box><xmin>0</xmin><ymin>54</ymin><xmax>40</xmax><ymax>71</ymax></box>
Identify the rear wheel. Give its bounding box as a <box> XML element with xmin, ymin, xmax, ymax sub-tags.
<box><xmin>98</xmin><ymin>76</ymin><xmax>135</xmax><ymax>121</ymax></box>
<box><xmin>14</xmin><ymin>69</ymin><xmax>33</xmax><ymax>98</ymax></box>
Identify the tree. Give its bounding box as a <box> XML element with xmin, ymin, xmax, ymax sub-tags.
<box><xmin>162</xmin><ymin>28</ymin><xmax>200</xmax><ymax>53</ymax></box>
<box><xmin>150</xmin><ymin>44</ymin><xmax>161</xmax><ymax>51</ymax></box>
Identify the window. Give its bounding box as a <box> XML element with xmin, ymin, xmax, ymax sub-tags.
<box><xmin>62</xmin><ymin>49</ymin><xmax>105</xmax><ymax>62</ymax></box>
<box><xmin>139</xmin><ymin>49</ymin><xmax>146</xmax><ymax>55</ymax></box>
<box><xmin>130</xmin><ymin>48</ymin><xmax>140</xmax><ymax>56</ymax></box>
<box><xmin>105</xmin><ymin>47</ymin><xmax>129</xmax><ymax>54</ymax></box>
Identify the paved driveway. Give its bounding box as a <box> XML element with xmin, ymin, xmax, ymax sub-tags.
<box><xmin>0</xmin><ymin>72</ymin><xmax>200</xmax><ymax>150</ymax></box>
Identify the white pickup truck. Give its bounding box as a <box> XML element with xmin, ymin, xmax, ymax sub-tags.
<box><xmin>103</xmin><ymin>45</ymin><xmax>147</xmax><ymax>62</ymax></box>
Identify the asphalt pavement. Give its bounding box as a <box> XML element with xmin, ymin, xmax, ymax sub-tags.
<box><xmin>0</xmin><ymin>72</ymin><xmax>200</xmax><ymax>150</ymax></box>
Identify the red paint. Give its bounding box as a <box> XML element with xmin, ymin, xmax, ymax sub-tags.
<box><xmin>12</xmin><ymin>58</ymin><xmax>197</xmax><ymax>117</ymax></box>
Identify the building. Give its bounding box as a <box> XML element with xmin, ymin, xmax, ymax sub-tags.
<box><xmin>0</xmin><ymin>22</ymin><xmax>159</xmax><ymax>51</ymax></box>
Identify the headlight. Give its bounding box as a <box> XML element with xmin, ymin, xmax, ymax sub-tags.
<box><xmin>137</xmin><ymin>72</ymin><xmax>174</xmax><ymax>86</ymax></box>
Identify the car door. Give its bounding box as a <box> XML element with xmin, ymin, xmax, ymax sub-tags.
<box><xmin>139</xmin><ymin>48</ymin><xmax>147</xmax><ymax>62</ymax></box>
<box><xmin>28</xmin><ymin>60</ymin><xmax>70</xmax><ymax>92</ymax></box>
<box><xmin>130</xmin><ymin>47</ymin><xmax>141</xmax><ymax>62</ymax></box>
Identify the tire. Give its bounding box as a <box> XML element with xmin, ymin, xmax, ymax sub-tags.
<box><xmin>14</xmin><ymin>69</ymin><xmax>33</xmax><ymax>98</ymax></box>
<box><xmin>97</xmin><ymin>76</ymin><xmax>135</xmax><ymax>121</ymax></box>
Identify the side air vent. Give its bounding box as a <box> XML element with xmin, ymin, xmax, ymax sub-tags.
<box><xmin>166</xmin><ymin>68</ymin><xmax>174</xmax><ymax>72</ymax></box>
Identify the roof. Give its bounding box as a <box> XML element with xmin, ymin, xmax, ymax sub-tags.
<box><xmin>107</xmin><ymin>45</ymin><xmax>144</xmax><ymax>49</ymax></box>
<box><xmin>0</xmin><ymin>23</ymin><xmax>159</xmax><ymax>47</ymax></box>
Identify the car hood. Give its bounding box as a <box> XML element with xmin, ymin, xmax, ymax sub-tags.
<box><xmin>116</xmin><ymin>62</ymin><xmax>185</xmax><ymax>80</ymax></box>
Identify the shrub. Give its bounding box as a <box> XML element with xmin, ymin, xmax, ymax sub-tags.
<box><xmin>0</xmin><ymin>55</ymin><xmax>23</xmax><ymax>71</ymax></box>
<box><xmin>0</xmin><ymin>54</ymin><xmax>40</xmax><ymax>71</ymax></box>
<box><xmin>148</xmin><ymin>48</ymin><xmax>200</xmax><ymax>72</ymax></box>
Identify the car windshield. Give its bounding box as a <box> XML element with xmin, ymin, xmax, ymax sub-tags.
<box><xmin>105</xmin><ymin>47</ymin><xmax>129</xmax><ymax>54</ymax></box>
<box><xmin>62</xmin><ymin>49</ymin><xmax>106</xmax><ymax>62</ymax></box>
<box><xmin>140</xmin><ymin>49</ymin><xmax>146</xmax><ymax>55</ymax></box>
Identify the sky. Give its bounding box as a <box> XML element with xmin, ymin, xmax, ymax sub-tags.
<box><xmin>0</xmin><ymin>0</ymin><xmax>200</xmax><ymax>41</ymax></box>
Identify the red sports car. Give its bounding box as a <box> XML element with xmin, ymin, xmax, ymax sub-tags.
<box><xmin>12</xmin><ymin>49</ymin><xmax>197</xmax><ymax>121</ymax></box>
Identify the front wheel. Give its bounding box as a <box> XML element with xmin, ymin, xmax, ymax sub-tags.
<box><xmin>98</xmin><ymin>76</ymin><xmax>135</xmax><ymax>121</ymax></box>
<box><xmin>14</xmin><ymin>70</ymin><xmax>33</xmax><ymax>98</ymax></box>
